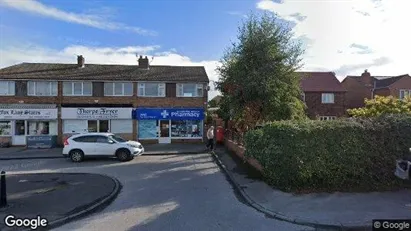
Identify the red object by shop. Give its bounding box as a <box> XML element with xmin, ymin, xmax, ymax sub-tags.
<box><xmin>216</xmin><ymin>126</ymin><xmax>224</xmax><ymax>144</ymax></box>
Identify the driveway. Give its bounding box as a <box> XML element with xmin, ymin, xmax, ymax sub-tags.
<box><xmin>0</xmin><ymin>154</ymin><xmax>315</xmax><ymax>231</ymax></box>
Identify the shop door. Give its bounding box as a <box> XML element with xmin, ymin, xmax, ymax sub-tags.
<box><xmin>158</xmin><ymin>120</ymin><xmax>171</xmax><ymax>144</ymax></box>
<box><xmin>12</xmin><ymin>120</ymin><xmax>27</xmax><ymax>145</ymax></box>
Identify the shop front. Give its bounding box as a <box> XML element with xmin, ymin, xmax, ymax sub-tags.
<box><xmin>61</xmin><ymin>107</ymin><xmax>134</xmax><ymax>140</ymax></box>
<box><xmin>0</xmin><ymin>108</ymin><xmax>58</xmax><ymax>146</ymax></box>
<box><xmin>134</xmin><ymin>108</ymin><xmax>205</xmax><ymax>144</ymax></box>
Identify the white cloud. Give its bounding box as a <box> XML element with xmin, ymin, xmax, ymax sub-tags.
<box><xmin>227</xmin><ymin>11</ymin><xmax>248</xmax><ymax>18</ymax></box>
<box><xmin>0</xmin><ymin>44</ymin><xmax>220</xmax><ymax>99</ymax></box>
<box><xmin>257</xmin><ymin>0</ymin><xmax>411</xmax><ymax>80</ymax></box>
<box><xmin>0</xmin><ymin>0</ymin><xmax>156</xmax><ymax>35</ymax></box>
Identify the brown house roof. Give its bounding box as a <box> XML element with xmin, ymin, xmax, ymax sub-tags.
<box><xmin>299</xmin><ymin>72</ymin><xmax>346</xmax><ymax>92</ymax></box>
<box><xmin>0</xmin><ymin>63</ymin><xmax>209</xmax><ymax>82</ymax></box>
<box><xmin>344</xmin><ymin>74</ymin><xmax>410</xmax><ymax>88</ymax></box>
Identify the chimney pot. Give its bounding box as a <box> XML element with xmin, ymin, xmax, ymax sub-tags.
<box><xmin>138</xmin><ymin>55</ymin><xmax>149</xmax><ymax>69</ymax></box>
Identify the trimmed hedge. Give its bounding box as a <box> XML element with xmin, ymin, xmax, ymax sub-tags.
<box><xmin>244</xmin><ymin>114</ymin><xmax>411</xmax><ymax>192</ymax></box>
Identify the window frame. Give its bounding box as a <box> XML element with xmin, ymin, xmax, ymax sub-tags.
<box><xmin>319</xmin><ymin>116</ymin><xmax>337</xmax><ymax>121</ymax></box>
<box><xmin>104</xmin><ymin>82</ymin><xmax>133</xmax><ymax>96</ymax></box>
<box><xmin>62</xmin><ymin>81</ymin><xmax>93</xmax><ymax>96</ymax></box>
<box><xmin>399</xmin><ymin>89</ymin><xmax>411</xmax><ymax>99</ymax></box>
<box><xmin>321</xmin><ymin>93</ymin><xmax>335</xmax><ymax>104</ymax></box>
<box><xmin>137</xmin><ymin>82</ymin><xmax>166</xmax><ymax>97</ymax></box>
<box><xmin>0</xmin><ymin>81</ymin><xmax>15</xmax><ymax>96</ymax></box>
<box><xmin>27</xmin><ymin>81</ymin><xmax>58</xmax><ymax>96</ymax></box>
<box><xmin>176</xmin><ymin>83</ymin><xmax>204</xmax><ymax>97</ymax></box>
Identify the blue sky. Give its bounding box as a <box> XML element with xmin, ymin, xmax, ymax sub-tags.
<box><xmin>1</xmin><ymin>0</ymin><xmax>410</xmax><ymax>100</ymax></box>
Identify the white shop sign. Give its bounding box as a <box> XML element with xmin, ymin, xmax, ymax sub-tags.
<box><xmin>61</xmin><ymin>108</ymin><xmax>132</xmax><ymax>119</ymax></box>
<box><xmin>0</xmin><ymin>109</ymin><xmax>58</xmax><ymax>120</ymax></box>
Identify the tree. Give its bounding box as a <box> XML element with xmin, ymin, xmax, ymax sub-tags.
<box><xmin>348</xmin><ymin>95</ymin><xmax>411</xmax><ymax>117</ymax></box>
<box><xmin>215</xmin><ymin>13</ymin><xmax>306</xmax><ymax>131</ymax></box>
<box><xmin>208</xmin><ymin>96</ymin><xmax>221</xmax><ymax>108</ymax></box>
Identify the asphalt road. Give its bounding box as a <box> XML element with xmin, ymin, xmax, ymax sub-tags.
<box><xmin>0</xmin><ymin>154</ymin><xmax>315</xmax><ymax>231</ymax></box>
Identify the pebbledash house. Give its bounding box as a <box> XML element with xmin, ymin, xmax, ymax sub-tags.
<box><xmin>0</xmin><ymin>55</ymin><xmax>209</xmax><ymax>146</ymax></box>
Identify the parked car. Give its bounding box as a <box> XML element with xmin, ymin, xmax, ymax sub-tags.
<box><xmin>62</xmin><ymin>133</ymin><xmax>144</xmax><ymax>162</ymax></box>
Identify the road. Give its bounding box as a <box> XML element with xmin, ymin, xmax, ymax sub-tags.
<box><xmin>0</xmin><ymin>154</ymin><xmax>315</xmax><ymax>231</ymax></box>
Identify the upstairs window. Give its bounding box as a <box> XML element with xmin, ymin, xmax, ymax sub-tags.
<box><xmin>28</xmin><ymin>81</ymin><xmax>58</xmax><ymax>96</ymax></box>
<box><xmin>319</xmin><ymin>116</ymin><xmax>337</xmax><ymax>121</ymax></box>
<box><xmin>321</xmin><ymin>93</ymin><xmax>335</xmax><ymax>104</ymax></box>
<box><xmin>177</xmin><ymin>83</ymin><xmax>203</xmax><ymax>97</ymax></box>
<box><xmin>63</xmin><ymin>82</ymin><xmax>92</xmax><ymax>96</ymax></box>
<box><xmin>0</xmin><ymin>81</ymin><xmax>15</xmax><ymax>96</ymax></box>
<box><xmin>138</xmin><ymin>83</ymin><xmax>165</xmax><ymax>97</ymax></box>
<box><xmin>301</xmin><ymin>92</ymin><xmax>305</xmax><ymax>102</ymax></box>
<box><xmin>104</xmin><ymin>82</ymin><xmax>133</xmax><ymax>96</ymax></box>
<box><xmin>400</xmin><ymin>89</ymin><xmax>411</xmax><ymax>99</ymax></box>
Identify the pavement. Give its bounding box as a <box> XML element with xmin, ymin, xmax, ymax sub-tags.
<box><xmin>212</xmin><ymin>146</ymin><xmax>411</xmax><ymax>231</ymax></box>
<box><xmin>0</xmin><ymin>172</ymin><xmax>120</xmax><ymax>231</ymax></box>
<box><xmin>0</xmin><ymin>154</ymin><xmax>316</xmax><ymax>231</ymax></box>
<box><xmin>0</xmin><ymin>143</ymin><xmax>207</xmax><ymax>160</ymax></box>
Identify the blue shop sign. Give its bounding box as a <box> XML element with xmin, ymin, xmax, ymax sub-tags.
<box><xmin>134</xmin><ymin>108</ymin><xmax>204</xmax><ymax>120</ymax></box>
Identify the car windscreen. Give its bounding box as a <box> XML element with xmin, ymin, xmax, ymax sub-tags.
<box><xmin>109</xmin><ymin>135</ymin><xmax>127</xmax><ymax>143</ymax></box>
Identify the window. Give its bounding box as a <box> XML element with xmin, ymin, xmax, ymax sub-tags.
<box><xmin>63</xmin><ymin>120</ymin><xmax>88</xmax><ymax>133</ymax></box>
<box><xmin>73</xmin><ymin>136</ymin><xmax>98</xmax><ymax>143</ymax></box>
<box><xmin>171</xmin><ymin>120</ymin><xmax>203</xmax><ymax>138</ymax></box>
<box><xmin>28</xmin><ymin>81</ymin><xmax>58</xmax><ymax>96</ymax></box>
<box><xmin>63</xmin><ymin>82</ymin><xmax>92</xmax><ymax>96</ymax></box>
<box><xmin>111</xmin><ymin>120</ymin><xmax>132</xmax><ymax>133</ymax></box>
<box><xmin>319</xmin><ymin>116</ymin><xmax>337</xmax><ymax>121</ymax></box>
<box><xmin>0</xmin><ymin>121</ymin><xmax>11</xmax><ymax>135</ymax></box>
<box><xmin>104</xmin><ymin>82</ymin><xmax>133</xmax><ymax>96</ymax></box>
<box><xmin>87</xmin><ymin>120</ymin><xmax>109</xmax><ymax>132</ymax></box>
<box><xmin>138</xmin><ymin>83</ymin><xmax>165</xmax><ymax>97</ymax></box>
<box><xmin>177</xmin><ymin>83</ymin><xmax>203</xmax><ymax>97</ymax></box>
<box><xmin>109</xmin><ymin>135</ymin><xmax>127</xmax><ymax>143</ymax></box>
<box><xmin>400</xmin><ymin>89</ymin><xmax>411</xmax><ymax>99</ymax></box>
<box><xmin>15</xmin><ymin>120</ymin><xmax>25</xmax><ymax>135</ymax></box>
<box><xmin>27</xmin><ymin>121</ymin><xmax>50</xmax><ymax>135</ymax></box>
<box><xmin>96</xmin><ymin>136</ymin><xmax>110</xmax><ymax>143</ymax></box>
<box><xmin>321</xmin><ymin>93</ymin><xmax>335</xmax><ymax>104</ymax></box>
<box><xmin>0</xmin><ymin>81</ymin><xmax>15</xmax><ymax>96</ymax></box>
<box><xmin>301</xmin><ymin>92</ymin><xmax>306</xmax><ymax>102</ymax></box>
<box><xmin>138</xmin><ymin>120</ymin><xmax>158</xmax><ymax>139</ymax></box>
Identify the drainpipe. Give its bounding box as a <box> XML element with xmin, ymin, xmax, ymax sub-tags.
<box><xmin>371</xmin><ymin>80</ymin><xmax>376</xmax><ymax>99</ymax></box>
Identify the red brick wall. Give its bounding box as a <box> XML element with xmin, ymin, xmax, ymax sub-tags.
<box><xmin>373</xmin><ymin>88</ymin><xmax>391</xmax><ymax>97</ymax></box>
<box><xmin>304</xmin><ymin>92</ymin><xmax>346</xmax><ymax>118</ymax></box>
<box><xmin>341</xmin><ymin>77</ymin><xmax>373</xmax><ymax>109</ymax></box>
<box><xmin>224</xmin><ymin>139</ymin><xmax>262</xmax><ymax>172</ymax></box>
<box><xmin>388</xmin><ymin>76</ymin><xmax>411</xmax><ymax>98</ymax></box>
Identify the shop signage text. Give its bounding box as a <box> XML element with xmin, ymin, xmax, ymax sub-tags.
<box><xmin>134</xmin><ymin>108</ymin><xmax>205</xmax><ymax>120</ymax></box>
<box><xmin>0</xmin><ymin>109</ymin><xmax>58</xmax><ymax>120</ymax></box>
<box><xmin>61</xmin><ymin>108</ymin><xmax>132</xmax><ymax>119</ymax></box>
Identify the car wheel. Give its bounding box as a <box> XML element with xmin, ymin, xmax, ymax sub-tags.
<box><xmin>116</xmin><ymin>149</ymin><xmax>131</xmax><ymax>162</ymax></box>
<box><xmin>69</xmin><ymin>150</ymin><xmax>84</xmax><ymax>163</ymax></box>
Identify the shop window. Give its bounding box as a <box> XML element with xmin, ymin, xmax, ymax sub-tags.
<box><xmin>63</xmin><ymin>120</ymin><xmax>88</xmax><ymax>133</ymax></box>
<box><xmin>0</xmin><ymin>121</ymin><xmax>11</xmax><ymax>136</ymax></box>
<box><xmin>27</xmin><ymin>121</ymin><xmax>50</xmax><ymax>135</ymax></box>
<box><xmin>99</xmin><ymin>120</ymin><xmax>109</xmax><ymax>132</ymax></box>
<box><xmin>104</xmin><ymin>82</ymin><xmax>133</xmax><ymax>96</ymax></box>
<box><xmin>177</xmin><ymin>83</ymin><xmax>203</xmax><ymax>97</ymax></box>
<box><xmin>171</xmin><ymin>120</ymin><xmax>202</xmax><ymax>138</ymax></box>
<box><xmin>138</xmin><ymin>83</ymin><xmax>165</xmax><ymax>97</ymax></box>
<box><xmin>87</xmin><ymin>120</ymin><xmax>98</xmax><ymax>132</ymax></box>
<box><xmin>0</xmin><ymin>81</ymin><xmax>15</xmax><ymax>96</ymax></box>
<box><xmin>27</xmin><ymin>81</ymin><xmax>57</xmax><ymax>96</ymax></box>
<box><xmin>15</xmin><ymin>120</ymin><xmax>25</xmax><ymax>135</ymax></box>
<box><xmin>111</xmin><ymin>120</ymin><xmax>132</xmax><ymax>133</ymax></box>
<box><xmin>138</xmin><ymin>120</ymin><xmax>158</xmax><ymax>139</ymax></box>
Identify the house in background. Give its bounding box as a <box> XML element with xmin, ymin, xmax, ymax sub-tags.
<box><xmin>342</xmin><ymin>70</ymin><xmax>411</xmax><ymax>109</ymax></box>
<box><xmin>300</xmin><ymin>72</ymin><xmax>347</xmax><ymax>120</ymax></box>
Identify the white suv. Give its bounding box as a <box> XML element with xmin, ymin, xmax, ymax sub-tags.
<box><xmin>62</xmin><ymin>133</ymin><xmax>144</xmax><ymax>162</ymax></box>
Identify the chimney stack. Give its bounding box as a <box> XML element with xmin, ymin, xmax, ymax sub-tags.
<box><xmin>138</xmin><ymin>55</ymin><xmax>149</xmax><ymax>69</ymax></box>
<box><xmin>361</xmin><ymin>69</ymin><xmax>373</xmax><ymax>87</ymax></box>
<box><xmin>77</xmin><ymin>55</ymin><xmax>85</xmax><ymax>68</ymax></box>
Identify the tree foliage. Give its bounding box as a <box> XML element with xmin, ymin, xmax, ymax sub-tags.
<box><xmin>215</xmin><ymin>13</ymin><xmax>306</xmax><ymax>131</ymax></box>
<box><xmin>348</xmin><ymin>95</ymin><xmax>411</xmax><ymax>117</ymax></box>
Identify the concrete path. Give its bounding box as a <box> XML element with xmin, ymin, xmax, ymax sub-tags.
<box><xmin>0</xmin><ymin>155</ymin><xmax>315</xmax><ymax>231</ymax></box>
<box><xmin>213</xmin><ymin>147</ymin><xmax>411</xmax><ymax>230</ymax></box>
<box><xmin>0</xmin><ymin>173</ymin><xmax>120</xmax><ymax>231</ymax></box>
<box><xmin>0</xmin><ymin>143</ymin><xmax>207</xmax><ymax>160</ymax></box>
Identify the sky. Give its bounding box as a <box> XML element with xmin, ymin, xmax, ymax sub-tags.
<box><xmin>1</xmin><ymin>0</ymin><xmax>410</xmax><ymax>100</ymax></box>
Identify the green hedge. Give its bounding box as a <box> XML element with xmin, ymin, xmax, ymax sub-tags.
<box><xmin>244</xmin><ymin>114</ymin><xmax>411</xmax><ymax>192</ymax></box>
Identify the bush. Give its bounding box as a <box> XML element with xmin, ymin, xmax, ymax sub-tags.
<box><xmin>244</xmin><ymin>114</ymin><xmax>411</xmax><ymax>192</ymax></box>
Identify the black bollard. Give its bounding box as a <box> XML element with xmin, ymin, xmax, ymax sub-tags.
<box><xmin>0</xmin><ymin>171</ymin><xmax>6</xmax><ymax>207</ymax></box>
